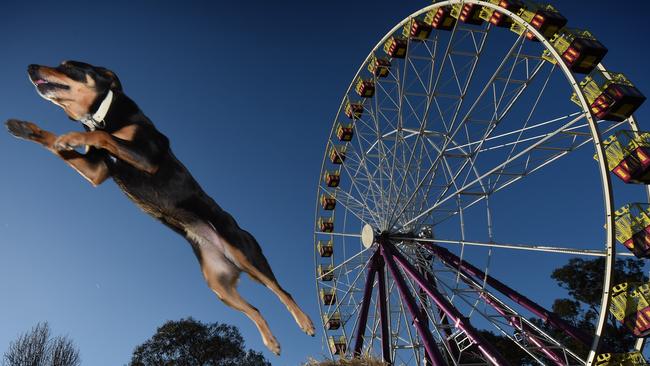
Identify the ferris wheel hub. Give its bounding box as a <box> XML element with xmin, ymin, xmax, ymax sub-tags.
<box><xmin>361</xmin><ymin>224</ymin><xmax>376</xmax><ymax>248</ymax></box>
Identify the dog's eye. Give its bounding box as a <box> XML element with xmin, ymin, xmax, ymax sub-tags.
<box><xmin>60</xmin><ymin>65</ymin><xmax>86</xmax><ymax>82</ymax></box>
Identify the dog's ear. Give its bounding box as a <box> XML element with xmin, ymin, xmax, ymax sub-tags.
<box><xmin>96</xmin><ymin>67</ymin><xmax>122</xmax><ymax>91</ymax></box>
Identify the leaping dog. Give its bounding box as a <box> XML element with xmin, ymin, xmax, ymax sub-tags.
<box><xmin>6</xmin><ymin>61</ymin><xmax>314</xmax><ymax>355</ymax></box>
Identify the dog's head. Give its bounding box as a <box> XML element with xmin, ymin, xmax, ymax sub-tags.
<box><xmin>28</xmin><ymin>61</ymin><xmax>122</xmax><ymax>121</ymax></box>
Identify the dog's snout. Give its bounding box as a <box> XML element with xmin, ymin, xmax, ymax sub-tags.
<box><xmin>27</xmin><ymin>64</ymin><xmax>40</xmax><ymax>76</ymax></box>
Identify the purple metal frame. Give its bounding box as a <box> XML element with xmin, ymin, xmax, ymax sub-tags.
<box><xmin>384</xmin><ymin>240</ymin><xmax>512</xmax><ymax>366</ymax></box>
<box><xmin>353</xmin><ymin>251</ymin><xmax>380</xmax><ymax>356</ymax></box>
<box><xmin>377</xmin><ymin>256</ymin><xmax>392</xmax><ymax>364</ymax></box>
<box><xmin>425</xmin><ymin>243</ymin><xmax>592</xmax><ymax>346</ymax></box>
<box><xmin>381</xmin><ymin>244</ymin><xmax>447</xmax><ymax>366</ymax></box>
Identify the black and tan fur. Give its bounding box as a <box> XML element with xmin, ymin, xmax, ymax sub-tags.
<box><xmin>6</xmin><ymin>61</ymin><xmax>314</xmax><ymax>355</ymax></box>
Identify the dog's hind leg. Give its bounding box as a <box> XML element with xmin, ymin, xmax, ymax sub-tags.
<box><xmin>222</xmin><ymin>229</ymin><xmax>316</xmax><ymax>337</ymax></box>
<box><xmin>186</xmin><ymin>222</ymin><xmax>281</xmax><ymax>355</ymax></box>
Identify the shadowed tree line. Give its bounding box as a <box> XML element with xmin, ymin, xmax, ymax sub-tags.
<box><xmin>2</xmin><ymin>318</ymin><xmax>270</xmax><ymax>366</ymax></box>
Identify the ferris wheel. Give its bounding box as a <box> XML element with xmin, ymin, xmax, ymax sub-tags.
<box><xmin>313</xmin><ymin>1</ymin><xmax>649</xmax><ymax>365</ymax></box>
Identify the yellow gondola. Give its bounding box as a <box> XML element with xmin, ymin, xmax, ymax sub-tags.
<box><xmin>368</xmin><ymin>55</ymin><xmax>391</xmax><ymax>77</ymax></box>
<box><xmin>355</xmin><ymin>78</ymin><xmax>375</xmax><ymax>98</ymax></box>
<box><xmin>324</xmin><ymin>170</ymin><xmax>341</xmax><ymax>187</ymax></box>
<box><xmin>329</xmin><ymin>145</ymin><xmax>347</xmax><ymax>164</ymax></box>
<box><xmin>402</xmin><ymin>18</ymin><xmax>432</xmax><ymax>41</ymax></box>
<box><xmin>595</xmin><ymin>352</ymin><xmax>647</xmax><ymax>366</ymax></box>
<box><xmin>451</xmin><ymin>3</ymin><xmax>483</xmax><ymax>25</ymax></box>
<box><xmin>479</xmin><ymin>0</ymin><xmax>524</xmax><ymax>27</ymax></box>
<box><xmin>510</xmin><ymin>1</ymin><xmax>567</xmax><ymax>41</ymax></box>
<box><xmin>336</xmin><ymin>123</ymin><xmax>354</xmax><ymax>142</ymax></box>
<box><xmin>344</xmin><ymin>101</ymin><xmax>364</xmax><ymax>119</ymax></box>
<box><xmin>541</xmin><ymin>28</ymin><xmax>607</xmax><ymax>74</ymax></box>
<box><xmin>328</xmin><ymin>336</ymin><xmax>347</xmax><ymax>355</ymax></box>
<box><xmin>318</xmin><ymin>217</ymin><xmax>334</xmax><ymax>233</ymax></box>
<box><xmin>318</xmin><ymin>264</ymin><xmax>335</xmax><ymax>281</ymax></box>
<box><xmin>317</xmin><ymin>240</ymin><xmax>334</xmax><ymax>257</ymax></box>
<box><xmin>383</xmin><ymin>36</ymin><xmax>408</xmax><ymax>58</ymax></box>
<box><xmin>610</xmin><ymin>282</ymin><xmax>650</xmax><ymax>337</ymax></box>
<box><xmin>324</xmin><ymin>312</ymin><xmax>341</xmax><ymax>330</ymax></box>
<box><xmin>425</xmin><ymin>6</ymin><xmax>456</xmax><ymax>30</ymax></box>
<box><xmin>614</xmin><ymin>204</ymin><xmax>650</xmax><ymax>258</ymax></box>
<box><xmin>321</xmin><ymin>289</ymin><xmax>336</xmax><ymax>305</ymax></box>
<box><xmin>597</xmin><ymin>131</ymin><xmax>650</xmax><ymax>184</ymax></box>
<box><xmin>571</xmin><ymin>70</ymin><xmax>646</xmax><ymax>122</ymax></box>
<box><xmin>320</xmin><ymin>194</ymin><xmax>336</xmax><ymax>210</ymax></box>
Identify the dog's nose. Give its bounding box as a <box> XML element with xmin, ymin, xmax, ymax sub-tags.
<box><xmin>27</xmin><ymin>64</ymin><xmax>39</xmax><ymax>75</ymax></box>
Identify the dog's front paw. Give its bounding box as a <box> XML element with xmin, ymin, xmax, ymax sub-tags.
<box><xmin>5</xmin><ymin>119</ymin><xmax>43</xmax><ymax>141</ymax></box>
<box><xmin>54</xmin><ymin>132</ymin><xmax>86</xmax><ymax>151</ymax></box>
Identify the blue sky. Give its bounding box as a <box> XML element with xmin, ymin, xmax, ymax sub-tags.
<box><xmin>1</xmin><ymin>0</ymin><xmax>649</xmax><ymax>365</ymax></box>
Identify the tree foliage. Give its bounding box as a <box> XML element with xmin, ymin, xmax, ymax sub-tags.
<box><xmin>2</xmin><ymin>322</ymin><xmax>80</xmax><ymax>366</ymax></box>
<box><xmin>129</xmin><ymin>318</ymin><xmax>271</xmax><ymax>366</ymax></box>
<box><xmin>542</xmin><ymin>257</ymin><xmax>647</xmax><ymax>356</ymax></box>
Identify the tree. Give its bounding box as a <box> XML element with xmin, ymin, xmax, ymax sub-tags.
<box><xmin>540</xmin><ymin>257</ymin><xmax>647</xmax><ymax>356</ymax></box>
<box><xmin>129</xmin><ymin>318</ymin><xmax>271</xmax><ymax>366</ymax></box>
<box><xmin>2</xmin><ymin>322</ymin><xmax>80</xmax><ymax>366</ymax></box>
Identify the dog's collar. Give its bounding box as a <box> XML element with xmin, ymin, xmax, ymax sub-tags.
<box><xmin>81</xmin><ymin>90</ymin><xmax>113</xmax><ymax>130</ymax></box>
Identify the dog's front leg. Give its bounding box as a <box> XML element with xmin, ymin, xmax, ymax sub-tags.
<box><xmin>54</xmin><ymin>130</ymin><xmax>159</xmax><ymax>175</ymax></box>
<box><xmin>6</xmin><ymin>119</ymin><xmax>109</xmax><ymax>186</ymax></box>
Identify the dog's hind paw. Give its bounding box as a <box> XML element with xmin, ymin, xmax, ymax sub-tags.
<box><xmin>263</xmin><ymin>335</ymin><xmax>281</xmax><ymax>356</ymax></box>
<box><xmin>5</xmin><ymin>119</ymin><xmax>43</xmax><ymax>141</ymax></box>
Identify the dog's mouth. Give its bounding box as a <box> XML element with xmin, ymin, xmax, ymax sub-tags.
<box><xmin>28</xmin><ymin>65</ymin><xmax>71</xmax><ymax>93</ymax></box>
<box><xmin>30</xmin><ymin>76</ymin><xmax>70</xmax><ymax>92</ymax></box>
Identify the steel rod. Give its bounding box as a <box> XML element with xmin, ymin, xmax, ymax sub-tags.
<box><xmin>479</xmin><ymin>292</ymin><xmax>566</xmax><ymax>366</ymax></box>
<box><xmin>425</xmin><ymin>243</ymin><xmax>592</xmax><ymax>346</ymax></box>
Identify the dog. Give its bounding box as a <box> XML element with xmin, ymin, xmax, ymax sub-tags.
<box><xmin>5</xmin><ymin>61</ymin><xmax>315</xmax><ymax>355</ymax></box>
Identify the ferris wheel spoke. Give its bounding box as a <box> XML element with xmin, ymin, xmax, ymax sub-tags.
<box><xmin>421</xmin><ymin>118</ymin><xmax>625</xmax><ymax>231</ymax></box>
<box><xmin>343</xmin><ymin>149</ymin><xmax>387</xmax><ymax>212</ymax></box>
<box><xmin>445</xmin><ymin>111</ymin><xmax>583</xmax><ymax>154</ymax></box>
<box><xmin>420</xmin><ymin>46</ymin><xmax>549</xmax><ymax>227</ymax></box>
<box><xmin>388</xmin><ymin>30</ymin><xmax>532</xmax><ymax>229</ymax></box>
<box><xmin>480</xmin><ymin>63</ymin><xmax>559</xmax><ymax>192</ymax></box>
<box><xmin>320</xmin><ymin>185</ymin><xmax>380</xmax><ymax>229</ymax></box>
<box><xmin>384</xmin><ymin>34</ymin><xmax>414</xmax><ymax>230</ymax></box>
<box><xmin>328</xmin><ymin>146</ymin><xmax>385</xmax><ymax>228</ymax></box>
<box><xmin>397</xmin><ymin>235</ymin><xmax>635</xmax><ymax>258</ymax></box>
<box><xmin>320</xmin><ymin>246</ymin><xmax>375</xmax><ymax>283</ymax></box>
<box><xmin>399</xmin><ymin>112</ymin><xmax>587</xmax><ymax>231</ymax></box>
<box><xmin>385</xmin><ymin>21</ymin><xmax>470</xmax><ymax>229</ymax></box>
<box><xmin>349</xmin><ymin>120</ymin><xmax>390</xmax><ymax>215</ymax></box>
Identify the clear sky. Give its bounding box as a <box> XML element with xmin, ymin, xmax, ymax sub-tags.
<box><xmin>1</xmin><ymin>0</ymin><xmax>649</xmax><ymax>365</ymax></box>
